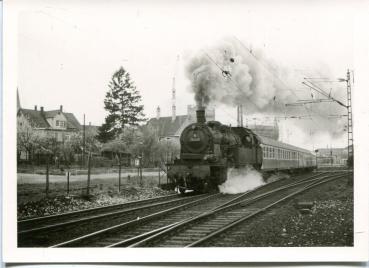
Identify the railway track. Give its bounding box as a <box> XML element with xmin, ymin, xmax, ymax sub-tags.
<box><xmin>50</xmin><ymin>171</ymin><xmax>336</xmax><ymax>248</ymax></box>
<box><xmin>18</xmin><ymin>193</ymin><xmax>213</xmax><ymax>247</ymax></box>
<box><xmin>18</xmin><ymin>193</ymin><xmax>180</xmax><ymax>230</ymax></box>
<box><xmin>125</xmin><ymin>171</ymin><xmax>350</xmax><ymax>247</ymax></box>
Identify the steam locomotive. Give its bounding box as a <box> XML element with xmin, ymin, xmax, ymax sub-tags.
<box><xmin>167</xmin><ymin>109</ymin><xmax>317</xmax><ymax>193</ymax></box>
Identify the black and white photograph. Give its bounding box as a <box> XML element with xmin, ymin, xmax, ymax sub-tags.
<box><xmin>2</xmin><ymin>0</ymin><xmax>369</xmax><ymax>263</ymax></box>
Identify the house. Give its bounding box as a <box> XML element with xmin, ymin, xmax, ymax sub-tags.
<box><xmin>17</xmin><ymin>104</ymin><xmax>82</xmax><ymax>162</ymax></box>
<box><xmin>17</xmin><ymin>105</ymin><xmax>81</xmax><ymax>142</ymax></box>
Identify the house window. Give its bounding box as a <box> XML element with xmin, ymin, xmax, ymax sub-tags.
<box><xmin>56</xmin><ymin>120</ymin><xmax>60</xmax><ymax>126</ymax></box>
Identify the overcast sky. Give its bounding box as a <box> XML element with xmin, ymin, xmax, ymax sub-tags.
<box><xmin>17</xmin><ymin>0</ymin><xmax>358</xmax><ymax>149</ymax></box>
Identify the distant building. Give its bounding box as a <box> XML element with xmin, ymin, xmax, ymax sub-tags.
<box><xmin>85</xmin><ymin>123</ymin><xmax>100</xmax><ymax>137</ymax></box>
<box><xmin>316</xmin><ymin>147</ymin><xmax>349</xmax><ymax>166</ymax></box>
<box><xmin>248</xmin><ymin>124</ymin><xmax>279</xmax><ymax>140</ymax></box>
<box><xmin>146</xmin><ymin>105</ymin><xmax>215</xmax><ymax>141</ymax></box>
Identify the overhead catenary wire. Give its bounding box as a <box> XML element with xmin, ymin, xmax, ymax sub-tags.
<box><xmin>303</xmin><ymin>79</ymin><xmax>347</xmax><ymax>109</ymax></box>
<box><xmin>234</xmin><ymin>41</ymin><xmax>340</xmax><ymax>134</ymax></box>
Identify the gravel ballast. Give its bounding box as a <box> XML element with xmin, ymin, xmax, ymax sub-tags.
<box><xmin>207</xmin><ymin>175</ymin><xmax>353</xmax><ymax>247</ymax></box>
<box><xmin>18</xmin><ymin>187</ymin><xmax>174</xmax><ymax>219</ymax></box>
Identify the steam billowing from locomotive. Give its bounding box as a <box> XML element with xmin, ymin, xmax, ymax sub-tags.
<box><xmin>219</xmin><ymin>166</ymin><xmax>265</xmax><ymax>194</ymax></box>
<box><xmin>185</xmin><ymin>38</ymin><xmax>347</xmax><ymax>138</ymax></box>
<box><xmin>186</xmin><ymin>38</ymin><xmax>294</xmax><ymax>110</ymax></box>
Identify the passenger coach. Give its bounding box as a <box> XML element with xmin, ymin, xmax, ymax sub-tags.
<box><xmin>259</xmin><ymin>136</ymin><xmax>316</xmax><ymax>171</ymax></box>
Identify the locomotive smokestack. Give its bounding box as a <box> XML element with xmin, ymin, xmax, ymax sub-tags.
<box><xmin>196</xmin><ymin>107</ymin><xmax>206</xmax><ymax>124</ymax></box>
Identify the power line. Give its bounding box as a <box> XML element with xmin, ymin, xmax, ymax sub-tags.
<box><xmin>303</xmin><ymin>79</ymin><xmax>347</xmax><ymax>108</ymax></box>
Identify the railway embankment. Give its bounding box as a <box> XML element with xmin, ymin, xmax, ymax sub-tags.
<box><xmin>18</xmin><ymin>187</ymin><xmax>174</xmax><ymax>219</ymax></box>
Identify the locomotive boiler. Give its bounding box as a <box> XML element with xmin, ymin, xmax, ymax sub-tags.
<box><xmin>167</xmin><ymin>108</ymin><xmax>316</xmax><ymax>193</ymax></box>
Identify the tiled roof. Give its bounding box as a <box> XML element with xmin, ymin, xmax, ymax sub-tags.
<box><xmin>44</xmin><ymin>110</ymin><xmax>61</xmax><ymax>118</ymax></box>
<box><xmin>147</xmin><ymin>115</ymin><xmax>188</xmax><ymax>137</ymax></box>
<box><xmin>64</xmin><ymin>112</ymin><xmax>82</xmax><ymax>130</ymax></box>
<box><xmin>18</xmin><ymin>109</ymin><xmax>50</xmax><ymax>128</ymax></box>
<box><xmin>85</xmin><ymin>125</ymin><xmax>100</xmax><ymax>136</ymax></box>
<box><xmin>18</xmin><ymin>108</ymin><xmax>81</xmax><ymax>130</ymax></box>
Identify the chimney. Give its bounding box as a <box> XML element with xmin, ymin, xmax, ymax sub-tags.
<box><xmin>171</xmin><ymin>77</ymin><xmax>176</xmax><ymax>122</ymax></box>
<box><xmin>34</xmin><ymin>105</ymin><xmax>37</xmax><ymax>111</ymax></box>
<box><xmin>196</xmin><ymin>107</ymin><xmax>206</xmax><ymax>124</ymax></box>
<box><xmin>40</xmin><ymin>106</ymin><xmax>44</xmax><ymax>112</ymax></box>
<box><xmin>172</xmin><ymin>105</ymin><xmax>176</xmax><ymax>122</ymax></box>
<box><xmin>60</xmin><ymin>105</ymin><xmax>63</xmax><ymax>112</ymax></box>
<box><xmin>156</xmin><ymin>106</ymin><xmax>161</xmax><ymax>120</ymax></box>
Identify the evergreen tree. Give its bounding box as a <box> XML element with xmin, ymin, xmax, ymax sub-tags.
<box><xmin>97</xmin><ymin>115</ymin><xmax>117</xmax><ymax>143</ymax></box>
<box><xmin>98</xmin><ymin>67</ymin><xmax>146</xmax><ymax>142</ymax></box>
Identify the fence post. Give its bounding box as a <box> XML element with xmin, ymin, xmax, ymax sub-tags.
<box><xmin>46</xmin><ymin>155</ymin><xmax>50</xmax><ymax>197</ymax></box>
<box><xmin>118</xmin><ymin>158</ymin><xmax>122</xmax><ymax>193</ymax></box>
<box><xmin>86</xmin><ymin>153</ymin><xmax>91</xmax><ymax>196</ymax></box>
<box><xmin>67</xmin><ymin>171</ymin><xmax>70</xmax><ymax>195</ymax></box>
<box><xmin>139</xmin><ymin>158</ymin><xmax>143</xmax><ymax>186</ymax></box>
<box><xmin>158</xmin><ymin>167</ymin><xmax>161</xmax><ymax>187</ymax></box>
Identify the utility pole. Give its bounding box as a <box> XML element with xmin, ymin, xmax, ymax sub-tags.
<box><xmin>346</xmin><ymin>70</ymin><xmax>353</xmax><ymax>166</ymax></box>
<box><xmin>83</xmin><ymin>114</ymin><xmax>86</xmax><ymax>167</ymax></box>
<box><xmin>86</xmin><ymin>152</ymin><xmax>91</xmax><ymax>196</ymax></box>
<box><xmin>118</xmin><ymin>156</ymin><xmax>122</xmax><ymax>193</ymax></box>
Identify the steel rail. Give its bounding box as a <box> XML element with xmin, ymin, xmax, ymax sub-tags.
<box><xmin>18</xmin><ymin>193</ymin><xmax>203</xmax><ymax>235</ymax></box>
<box><xmin>50</xmin><ymin>171</ymin><xmax>333</xmax><ymax>248</ymax></box>
<box><xmin>187</xmin><ymin>173</ymin><xmax>349</xmax><ymax>247</ymax></box>
<box><xmin>50</xmin><ymin>193</ymin><xmax>221</xmax><ymax>247</ymax></box>
<box><xmin>106</xmin><ymin>172</ymin><xmax>327</xmax><ymax>247</ymax></box>
<box><xmin>18</xmin><ymin>193</ymin><xmax>179</xmax><ymax>226</ymax></box>
<box><xmin>50</xmin><ymin>171</ymin><xmax>309</xmax><ymax>247</ymax></box>
<box><xmin>111</xmin><ymin>172</ymin><xmax>344</xmax><ymax>247</ymax></box>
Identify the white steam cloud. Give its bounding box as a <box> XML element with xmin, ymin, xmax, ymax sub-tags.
<box><xmin>218</xmin><ymin>166</ymin><xmax>265</xmax><ymax>194</ymax></box>
<box><xmin>185</xmin><ymin>37</ymin><xmax>347</xmax><ymax>138</ymax></box>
